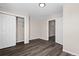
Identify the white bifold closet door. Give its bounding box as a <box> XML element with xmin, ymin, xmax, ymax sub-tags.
<box><xmin>0</xmin><ymin>13</ymin><xmax>16</xmax><ymax>49</ymax></box>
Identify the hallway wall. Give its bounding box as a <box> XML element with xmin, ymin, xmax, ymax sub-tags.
<box><xmin>63</xmin><ymin>4</ymin><xmax>79</xmax><ymax>56</ymax></box>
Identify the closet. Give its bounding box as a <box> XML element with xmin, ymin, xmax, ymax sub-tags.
<box><xmin>0</xmin><ymin>12</ymin><xmax>29</xmax><ymax>49</ymax></box>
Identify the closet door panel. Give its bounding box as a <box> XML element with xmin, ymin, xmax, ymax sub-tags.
<box><xmin>0</xmin><ymin>13</ymin><xmax>16</xmax><ymax>49</ymax></box>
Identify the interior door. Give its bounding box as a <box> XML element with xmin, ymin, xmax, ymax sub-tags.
<box><xmin>0</xmin><ymin>13</ymin><xmax>16</xmax><ymax>49</ymax></box>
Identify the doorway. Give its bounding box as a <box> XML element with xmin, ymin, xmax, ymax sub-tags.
<box><xmin>16</xmin><ymin>17</ymin><xmax>24</xmax><ymax>43</ymax></box>
<box><xmin>49</xmin><ymin>20</ymin><xmax>55</xmax><ymax>43</ymax></box>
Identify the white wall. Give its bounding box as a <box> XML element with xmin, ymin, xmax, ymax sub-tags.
<box><xmin>0</xmin><ymin>13</ymin><xmax>16</xmax><ymax>49</ymax></box>
<box><xmin>56</xmin><ymin>17</ymin><xmax>63</xmax><ymax>45</ymax></box>
<box><xmin>63</xmin><ymin>4</ymin><xmax>79</xmax><ymax>56</ymax></box>
<box><xmin>30</xmin><ymin>16</ymin><xmax>42</xmax><ymax>40</ymax></box>
<box><xmin>41</xmin><ymin>18</ymin><xmax>48</xmax><ymax>40</ymax></box>
<box><xmin>30</xmin><ymin>16</ymin><xmax>50</xmax><ymax>40</ymax></box>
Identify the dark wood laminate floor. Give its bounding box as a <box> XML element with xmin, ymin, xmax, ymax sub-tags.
<box><xmin>0</xmin><ymin>39</ymin><xmax>73</xmax><ymax>56</ymax></box>
<box><xmin>49</xmin><ymin>36</ymin><xmax>55</xmax><ymax>43</ymax></box>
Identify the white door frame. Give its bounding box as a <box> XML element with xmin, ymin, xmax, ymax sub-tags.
<box><xmin>24</xmin><ymin>16</ymin><xmax>30</xmax><ymax>44</ymax></box>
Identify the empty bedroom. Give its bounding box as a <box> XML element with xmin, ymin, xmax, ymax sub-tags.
<box><xmin>0</xmin><ymin>3</ymin><xmax>76</xmax><ymax>56</ymax></box>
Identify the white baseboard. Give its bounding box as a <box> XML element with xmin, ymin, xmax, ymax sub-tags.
<box><xmin>16</xmin><ymin>40</ymin><xmax>24</xmax><ymax>43</ymax></box>
<box><xmin>56</xmin><ymin>42</ymin><xmax>63</xmax><ymax>45</ymax></box>
<box><xmin>30</xmin><ymin>38</ymin><xmax>41</xmax><ymax>40</ymax></box>
<box><xmin>63</xmin><ymin>49</ymin><xmax>78</xmax><ymax>56</ymax></box>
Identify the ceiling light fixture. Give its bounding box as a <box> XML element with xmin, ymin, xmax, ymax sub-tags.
<box><xmin>39</xmin><ymin>3</ymin><xmax>46</xmax><ymax>8</ymax></box>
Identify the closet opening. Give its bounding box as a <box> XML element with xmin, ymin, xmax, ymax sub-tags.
<box><xmin>16</xmin><ymin>17</ymin><xmax>24</xmax><ymax>44</ymax></box>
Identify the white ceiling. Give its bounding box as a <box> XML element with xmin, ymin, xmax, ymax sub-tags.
<box><xmin>0</xmin><ymin>3</ymin><xmax>63</xmax><ymax>16</ymax></box>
